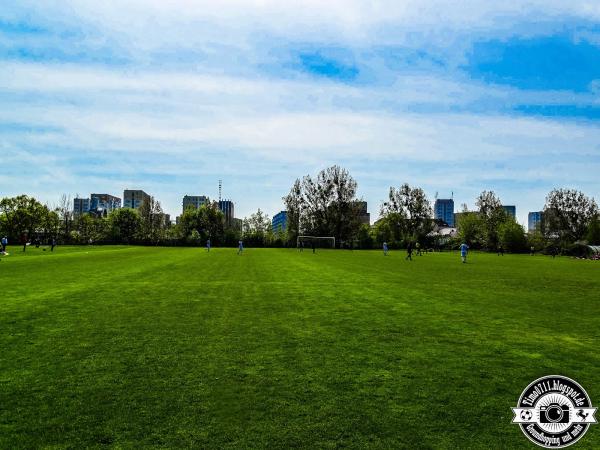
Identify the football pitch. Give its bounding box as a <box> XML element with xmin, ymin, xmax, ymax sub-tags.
<box><xmin>1</xmin><ymin>246</ymin><xmax>598</xmax><ymax>449</ymax></box>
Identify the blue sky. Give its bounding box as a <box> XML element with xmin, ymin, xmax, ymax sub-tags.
<box><xmin>1</xmin><ymin>1</ymin><xmax>600</xmax><ymax>225</ymax></box>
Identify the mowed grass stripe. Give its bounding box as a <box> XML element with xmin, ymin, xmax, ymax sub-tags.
<box><xmin>0</xmin><ymin>246</ymin><xmax>599</xmax><ymax>449</ymax></box>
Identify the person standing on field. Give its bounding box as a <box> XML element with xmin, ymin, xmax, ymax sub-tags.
<box><xmin>50</xmin><ymin>237</ymin><xmax>56</xmax><ymax>252</ymax></box>
<box><xmin>206</xmin><ymin>238</ymin><xmax>211</xmax><ymax>252</ymax></box>
<box><xmin>21</xmin><ymin>234</ymin><xmax>27</xmax><ymax>252</ymax></box>
<box><xmin>405</xmin><ymin>242</ymin><xmax>413</xmax><ymax>261</ymax></box>
<box><xmin>238</xmin><ymin>240</ymin><xmax>243</xmax><ymax>255</ymax></box>
<box><xmin>383</xmin><ymin>241</ymin><xmax>388</xmax><ymax>256</ymax></box>
<box><xmin>460</xmin><ymin>242</ymin><xmax>469</xmax><ymax>263</ymax></box>
<box><xmin>1</xmin><ymin>236</ymin><xmax>7</xmax><ymax>253</ymax></box>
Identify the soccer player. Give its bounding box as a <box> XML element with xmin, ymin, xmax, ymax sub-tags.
<box><xmin>238</xmin><ymin>240</ymin><xmax>243</xmax><ymax>255</ymax></box>
<box><xmin>1</xmin><ymin>236</ymin><xmax>7</xmax><ymax>253</ymax></box>
<box><xmin>383</xmin><ymin>241</ymin><xmax>388</xmax><ymax>256</ymax></box>
<box><xmin>405</xmin><ymin>241</ymin><xmax>413</xmax><ymax>261</ymax></box>
<box><xmin>206</xmin><ymin>238</ymin><xmax>211</xmax><ymax>252</ymax></box>
<box><xmin>50</xmin><ymin>237</ymin><xmax>56</xmax><ymax>252</ymax></box>
<box><xmin>460</xmin><ymin>242</ymin><xmax>469</xmax><ymax>263</ymax></box>
<box><xmin>415</xmin><ymin>241</ymin><xmax>422</xmax><ymax>256</ymax></box>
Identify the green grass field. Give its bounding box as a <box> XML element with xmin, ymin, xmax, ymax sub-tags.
<box><xmin>1</xmin><ymin>246</ymin><xmax>599</xmax><ymax>449</ymax></box>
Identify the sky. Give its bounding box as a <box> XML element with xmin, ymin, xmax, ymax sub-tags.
<box><xmin>1</xmin><ymin>1</ymin><xmax>600</xmax><ymax>225</ymax></box>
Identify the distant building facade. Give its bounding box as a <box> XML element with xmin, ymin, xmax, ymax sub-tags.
<box><xmin>90</xmin><ymin>193</ymin><xmax>121</xmax><ymax>217</ymax></box>
<box><xmin>124</xmin><ymin>190</ymin><xmax>150</xmax><ymax>209</ymax></box>
<box><xmin>218</xmin><ymin>200</ymin><xmax>235</xmax><ymax>224</ymax></box>
<box><xmin>73</xmin><ymin>197</ymin><xmax>90</xmax><ymax>215</ymax></box>
<box><xmin>272</xmin><ymin>211</ymin><xmax>287</xmax><ymax>233</ymax></box>
<box><xmin>355</xmin><ymin>201</ymin><xmax>370</xmax><ymax>225</ymax></box>
<box><xmin>502</xmin><ymin>205</ymin><xmax>516</xmax><ymax>219</ymax></box>
<box><xmin>528</xmin><ymin>211</ymin><xmax>544</xmax><ymax>232</ymax></box>
<box><xmin>434</xmin><ymin>199</ymin><xmax>455</xmax><ymax>226</ymax></box>
<box><xmin>182</xmin><ymin>195</ymin><xmax>209</xmax><ymax>212</ymax></box>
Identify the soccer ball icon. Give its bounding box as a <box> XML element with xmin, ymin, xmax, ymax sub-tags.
<box><xmin>521</xmin><ymin>410</ymin><xmax>533</xmax><ymax>421</ymax></box>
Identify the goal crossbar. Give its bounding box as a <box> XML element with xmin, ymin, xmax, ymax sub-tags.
<box><xmin>297</xmin><ymin>235</ymin><xmax>335</xmax><ymax>247</ymax></box>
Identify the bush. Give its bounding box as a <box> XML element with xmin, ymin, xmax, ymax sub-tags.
<box><xmin>498</xmin><ymin>220</ymin><xmax>527</xmax><ymax>253</ymax></box>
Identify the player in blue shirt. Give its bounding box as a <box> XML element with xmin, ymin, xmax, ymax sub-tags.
<box><xmin>460</xmin><ymin>242</ymin><xmax>469</xmax><ymax>263</ymax></box>
<box><xmin>383</xmin><ymin>241</ymin><xmax>388</xmax><ymax>256</ymax></box>
<box><xmin>206</xmin><ymin>238</ymin><xmax>211</xmax><ymax>252</ymax></box>
<box><xmin>238</xmin><ymin>240</ymin><xmax>243</xmax><ymax>255</ymax></box>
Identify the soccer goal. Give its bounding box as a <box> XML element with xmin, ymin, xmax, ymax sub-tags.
<box><xmin>297</xmin><ymin>235</ymin><xmax>336</xmax><ymax>248</ymax></box>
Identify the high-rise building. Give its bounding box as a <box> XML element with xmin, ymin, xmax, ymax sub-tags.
<box><xmin>434</xmin><ymin>199</ymin><xmax>455</xmax><ymax>226</ymax></box>
<box><xmin>73</xmin><ymin>197</ymin><xmax>90</xmax><ymax>215</ymax></box>
<box><xmin>272</xmin><ymin>211</ymin><xmax>287</xmax><ymax>233</ymax></box>
<box><xmin>123</xmin><ymin>190</ymin><xmax>151</xmax><ymax>209</ymax></box>
<box><xmin>182</xmin><ymin>195</ymin><xmax>209</xmax><ymax>212</ymax></box>
<box><xmin>502</xmin><ymin>205</ymin><xmax>516</xmax><ymax>219</ymax></box>
<box><xmin>528</xmin><ymin>211</ymin><xmax>544</xmax><ymax>232</ymax></box>
<box><xmin>90</xmin><ymin>193</ymin><xmax>121</xmax><ymax>217</ymax></box>
<box><xmin>218</xmin><ymin>200</ymin><xmax>235</xmax><ymax>224</ymax></box>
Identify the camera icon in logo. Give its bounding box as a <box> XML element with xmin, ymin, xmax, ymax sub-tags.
<box><xmin>539</xmin><ymin>403</ymin><xmax>569</xmax><ymax>424</ymax></box>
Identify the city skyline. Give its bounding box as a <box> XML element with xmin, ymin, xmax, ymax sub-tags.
<box><xmin>67</xmin><ymin>183</ymin><xmax>557</xmax><ymax>228</ymax></box>
<box><xmin>2</xmin><ymin>2</ymin><xmax>600</xmax><ymax>225</ymax></box>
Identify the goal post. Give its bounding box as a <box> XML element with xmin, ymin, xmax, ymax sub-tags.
<box><xmin>297</xmin><ymin>235</ymin><xmax>335</xmax><ymax>248</ymax></box>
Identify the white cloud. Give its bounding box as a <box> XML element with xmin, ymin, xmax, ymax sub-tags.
<box><xmin>2</xmin><ymin>2</ymin><xmax>600</xmax><ymax>224</ymax></box>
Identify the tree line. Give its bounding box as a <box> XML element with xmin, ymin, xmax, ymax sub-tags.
<box><xmin>0</xmin><ymin>194</ymin><xmax>283</xmax><ymax>248</ymax></box>
<box><xmin>1</xmin><ymin>165</ymin><xmax>598</xmax><ymax>252</ymax></box>
<box><xmin>283</xmin><ymin>166</ymin><xmax>599</xmax><ymax>253</ymax></box>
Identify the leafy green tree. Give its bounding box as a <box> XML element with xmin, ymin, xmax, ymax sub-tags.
<box><xmin>357</xmin><ymin>223</ymin><xmax>374</xmax><ymax>249</ymax></box>
<box><xmin>544</xmin><ymin>189</ymin><xmax>599</xmax><ymax>244</ymax></box>
<box><xmin>372</xmin><ymin>218</ymin><xmax>395</xmax><ymax>248</ymax></box>
<box><xmin>498</xmin><ymin>219</ymin><xmax>527</xmax><ymax>252</ymax></box>
<box><xmin>586</xmin><ymin>216</ymin><xmax>600</xmax><ymax>244</ymax></box>
<box><xmin>243</xmin><ymin>208</ymin><xmax>272</xmax><ymax>246</ymax></box>
<box><xmin>178</xmin><ymin>203</ymin><xmax>225</xmax><ymax>245</ymax></box>
<box><xmin>72</xmin><ymin>213</ymin><xmax>108</xmax><ymax>244</ymax></box>
<box><xmin>527</xmin><ymin>230</ymin><xmax>547</xmax><ymax>253</ymax></box>
<box><xmin>138</xmin><ymin>196</ymin><xmax>167</xmax><ymax>244</ymax></box>
<box><xmin>284</xmin><ymin>165</ymin><xmax>363</xmax><ymax>247</ymax></box>
<box><xmin>380</xmin><ymin>183</ymin><xmax>433</xmax><ymax>244</ymax></box>
<box><xmin>0</xmin><ymin>195</ymin><xmax>51</xmax><ymax>241</ymax></box>
<box><xmin>476</xmin><ymin>190</ymin><xmax>508</xmax><ymax>249</ymax></box>
<box><xmin>109</xmin><ymin>208</ymin><xmax>141</xmax><ymax>244</ymax></box>
<box><xmin>43</xmin><ymin>210</ymin><xmax>61</xmax><ymax>240</ymax></box>
<box><xmin>282</xmin><ymin>179</ymin><xmax>302</xmax><ymax>245</ymax></box>
<box><xmin>456</xmin><ymin>212</ymin><xmax>483</xmax><ymax>247</ymax></box>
